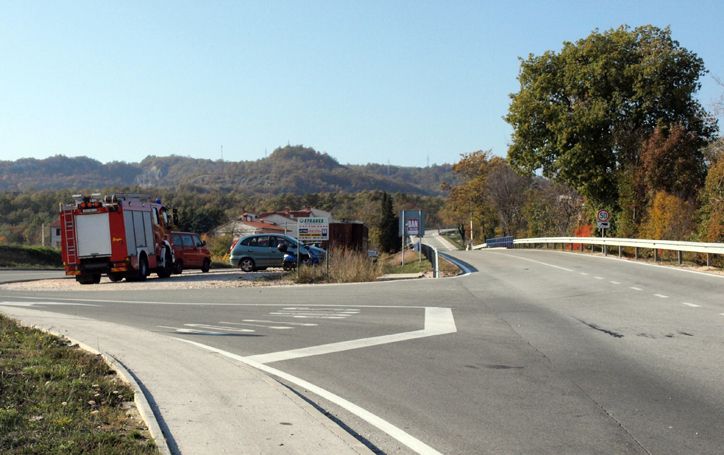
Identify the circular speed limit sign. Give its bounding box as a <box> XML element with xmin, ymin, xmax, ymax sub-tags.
<box><xmin>597</xmin><ymin>209</ymin><xmax>610</xmax><ymax>222</ymax></box>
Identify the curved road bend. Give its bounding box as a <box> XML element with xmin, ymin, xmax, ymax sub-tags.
<box><xmin>1</xmin><ymin>248</ymin><xmax>723</xmax><ymax>454</ymax></box>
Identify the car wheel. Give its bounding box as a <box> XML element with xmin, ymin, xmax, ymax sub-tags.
<box><xmin>174</xmin><ymin>260</ymin><xmax>184</xmax><ymax>274</ymax></box>
<box><xmin>201</xmin><ymin>259</ymin><xmax>211</xmax><ymax>273</ymax></box>
<box><xmin>239</xmin><ymin>258</ymin><xmax>255</xmax><ymax>272</ymax></box>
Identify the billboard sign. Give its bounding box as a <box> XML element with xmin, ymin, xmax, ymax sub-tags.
<box><xmin>297</xmin><ymin>217</ymin><xmax>329</xmax><ymax>242</ymax></box>
<box><xmin>399</xmin><ymin>210</ymin><xmax>425</xmax><ymax>237</ymax></box>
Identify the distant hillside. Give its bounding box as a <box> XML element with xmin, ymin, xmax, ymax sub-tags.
<box><xmin>0</xmin><ymin>146</ymin><xmax>454</xmax><ymax>195</ymax></box>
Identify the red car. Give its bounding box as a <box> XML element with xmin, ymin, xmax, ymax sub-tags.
<box><xmin>171</xmin><ymin>232</ymin><xmax>211</xmax><ymax>273</ymax></box>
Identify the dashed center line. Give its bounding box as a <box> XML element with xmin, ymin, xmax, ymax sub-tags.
<box><xmin>594</xmin><ymin>276</ymin><xmax>604</xmax><ymax>280</ymax></box>
<box><xmin>630</xmin><ymin>286</ymin><xmax>643</xmax><ymax>291</ymax></box>
<box><xmin>218</xmin><ymin>321</ymin><xmax>293</xmax><ymax>330</ymax></box>
<box><xmin>242</xmin><ymin>319</ymin><xmax>318</xmax><ymax>327</ymax></box>
<box><xmin>579</xmin><ymin>272</ymin><xmax>589</xmax><ymax>276</ymax></box>
<box><xmin>653</xmin><ymin>294</ymin><xmax>669</xmax><ymax>299</ymax></box>
<box><xmin>681</xmin><ymin>303</ymin><xmax>701</xmax><ymax>308</ymax></box>
<box><xmin>610</xmin><ymin>281</ymin><xmax>621</xmax><ymax>285</ymax></box>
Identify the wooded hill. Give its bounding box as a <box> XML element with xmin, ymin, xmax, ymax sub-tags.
<box><xmin>0</xmin><ymin>146</ymin><xmax>453</xmax><ymax>196</ymax></box>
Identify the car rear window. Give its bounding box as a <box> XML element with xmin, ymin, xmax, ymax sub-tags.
<box><xmin>182</xmin><ymin>235</ymin><xmax>194</xmax><ymax>247</ymax></box>
<box><xmin>193</xmin><ymin>235</ymin><xmax>203</xmax><ymax>247</ymax></box>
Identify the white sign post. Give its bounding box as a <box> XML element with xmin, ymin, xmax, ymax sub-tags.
<box><xmin>297</xmin><ymin>217</ymin><xmax>329</xmax><ymax>275</ymax></box>
<box><xmin>596</xmin><ymin>209</ymin><xmax>610</xmax><ymax>237</ymax></box>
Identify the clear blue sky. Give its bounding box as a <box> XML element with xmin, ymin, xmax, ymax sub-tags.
<box><xmin>2</xmin><ymin>0</ymin><xmax>723</xmax><ymax>166</ymax></box>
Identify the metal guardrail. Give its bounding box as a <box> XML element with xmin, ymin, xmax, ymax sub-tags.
<box><xmin>420</xmin><ymin>243</ymin><xmax>440</xmax><ymax>278</ymax></box>
<box><xmin>512</xmin><ymin>237</ymin><xmax>723</xmax><ymax>266</ymax></box>
<box><xmin>486</xmin><ymin>236</ymin><xmax>514</xmax><ymax>248</ymax></box>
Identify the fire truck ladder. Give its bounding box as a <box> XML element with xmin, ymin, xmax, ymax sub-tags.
<box><xmin>62</xmin><ymin>210</ymin><xmax>77</xmax><ymax>265</ymax></box>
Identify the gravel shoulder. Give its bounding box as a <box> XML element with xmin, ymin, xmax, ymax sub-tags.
<box><xmin>0</xmin><ymin>269</ymin><xmax>294</xmax><ymax>291</ymax></box>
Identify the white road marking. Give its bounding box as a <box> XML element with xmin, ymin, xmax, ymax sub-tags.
<box><xmin>594</xmin><ymin>276</ymin><xmax>604</xmax><ymax>280</ymax></box>
<box><xmin>491</xmin><ymin>253</ymin><xmax>574</xmax><ymax>272</ymax></box>
<box><xmin>270</xmin><ymin>313</ymin><xmax>348</xmax><ymax>319</ymax></box>
<box><xmin>720</xmin><ymin>313</ymin><xmax>724</xmax><ymax>316</ymax></box>
<box><xmin>610</xmin><ymin>281</ymin><xmax>621</xmax><ymax>285</ymax></box>
<box><xmin>218</xmin><ymin>321</ymin><xmax>293</xmax><ymax>330</ymax></box>
<box><xmin>247</xmin><ymin>307</ymin><xmax>456</xmax><ymax>364</ymax></box>
<box><xmin>630</xmin><ymin>286</ymin><xmax>643</xmax><ymax>291</ymax></box>
<box><xmin>0</xmin><ymin>301</ymin><xmax>97</xmax><ymax>307</ymax></box>
<box><xmin>242</xmin><ymin>319</ymin><xmax>318</xmax><ymax>327</ymax></box>
<box><xmin>185</xmin><ymin>323</ymin><xmax>255</xmax><ymax>333</ymax></box>
<box><xmin>0</xmin><ymin>295</ymin><xmax>427</xmax><ymax>309</ymax></box>
<box><xmin>175</xmin><ymin>337</ymin><xmax>447</xmax><ymax>455</ymax></box>
<box><xmin>579</xmin><ymin>272</ymin><xmax>589</xmax><ymax>276</ymax></box>
<box><xmin>654</xmin><ymin>294</ymin><xmax>669</xmax><ymax>299</ymax></box>
<box><xmin>681</xmin><ymin>302</ymin><xmax>701</xmax><ymax>308</ymax></box>
<box><xmin>157</xmin><ymin>325</ymin><xmax>225</xmax><ymax>335</ymax></box>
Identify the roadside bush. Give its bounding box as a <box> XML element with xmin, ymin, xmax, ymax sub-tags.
<box><xmin>0</xmin><ymin>245</ymin><xmax>62</xmax><ymax>268</ymax></box>
<box><xmin>294</xmin><ymin>248</ymin><xmax>383</xmax><ymax>284</ymax></box>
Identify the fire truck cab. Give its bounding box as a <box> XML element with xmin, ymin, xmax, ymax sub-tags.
<box><xmin>60</xmin><ymin>193</ymin><xmax>177</xmax><ymax>284</ymax></box>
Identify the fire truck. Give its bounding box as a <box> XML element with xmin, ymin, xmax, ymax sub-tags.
<box><xmin>59</xmin><ymin>193</ymin><xmax>177</xmax><ymax>284</ymax></box>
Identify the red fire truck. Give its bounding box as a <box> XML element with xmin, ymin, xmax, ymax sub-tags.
<box><xmin>59</xmin><ymin>193</ymin><xmax>177</xmax><ymax>284</ymax></box>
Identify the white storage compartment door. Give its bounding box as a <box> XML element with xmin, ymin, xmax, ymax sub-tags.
<box><xmin>76</xmin><ymin>213</ymin><xmax>112</xmax><ymax>258</ymax></box>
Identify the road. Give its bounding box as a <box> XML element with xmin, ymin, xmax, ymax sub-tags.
<box><xmin>1</xmin><ymin>249</ymin><xmax>723</xmax><ymax>454</ymax></box>
<box><xmin>0</xmin><ymin>269</ymin><xmax>65</xmax><ymax>284</ymax></box>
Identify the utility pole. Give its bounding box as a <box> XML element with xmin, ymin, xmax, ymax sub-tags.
<box><xmin>41</xmin><ymin>223</ymin><xmax>45</xmax><ymax>247</ymax></box>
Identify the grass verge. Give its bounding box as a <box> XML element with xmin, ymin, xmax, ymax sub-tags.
<box><xmin>384</xmin><ymin>249</ymin><xmax>432</xmax><ymax>274</ymax></box>
<box><xmin>294</xmin><ymin>248</ymin><xmax>384</xmax><ymax>283</ymax></box>
<box><xmin>440</xmin><ymin>232</ymin><xmax>464</xmax><ymax>250</ymax></box>
<box><xmin>0</xmin><ymin>245</ymin><xmax>62</xmax><ymax>269</ymax></box>
<box><xmin>0</xmin><ymin>314</ymin><xmax>158</xmax><ymax>454</ymax></box>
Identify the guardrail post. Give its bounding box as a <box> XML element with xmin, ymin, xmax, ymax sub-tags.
<box><xmin>618</xmin><ymin>245</ymin><xmax>621</xmax><ymax>257</ymax></box>
<box><xmin>706</xmin><ymin>253</ymin><xmax>711</xmax><ymax>267</ymax></box>
<box><xmin>604</xmin><ymin>244</ymin><xmax>608</xmax><ymax>256</ymax></box>
<box><xmin>677</xmin><ymin>250</ymin><xmax>682</xmax><ymax>265</ymax></box>
<box><xmin>434</xmin><ymin>249</ymin><xmax>439</xmax><ymax>278</ymax></box>
<box><xmin>654</xmin><ymin>248</ymin><xmax>658</xmax><ymax>262</ymax></box>
<box><xmin>635</xmin><ymin>247</ymin><xmax>639</xmax><ymax>259</ymax></box>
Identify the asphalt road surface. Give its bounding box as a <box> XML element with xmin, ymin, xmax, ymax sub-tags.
<box><xmin>0</xmin><ymin>269</ymin><xmax>65</xmax><ymax>284</ymax></box>
<box><xmin>1</xmin><ymin>249</ymin><xmax>723</xmax><ymax>454</ymax></box>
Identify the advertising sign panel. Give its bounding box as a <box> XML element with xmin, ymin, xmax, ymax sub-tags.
<box><xmin>399</xmin><ymin>210</ymin><xmax>425</xmax><ymax>237</ymax></box>
<box><xmin>297</xmin><ymin>217</ymin><xmax>329</xmax><ymax>242</ymax></box>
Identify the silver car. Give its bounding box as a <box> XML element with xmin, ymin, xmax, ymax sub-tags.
<box><xmin>229</xmin><ymin>234</ymin><xmax>309</xmax><ymax>272</ymax></box>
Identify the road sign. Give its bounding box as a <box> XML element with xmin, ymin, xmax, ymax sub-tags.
<box><xmin>297</xmin><ymin>217</ymin><xmax>329</xmax><ymax>242</ymax></box>
<box><xmin>596</xmin><ymin>209</ymin><xmax>610</xmax><ymax>223</ymax></box>
<box><xmin>405</xmin><ymin>219</ymin><xmax>419</xmax><ymax>235</ymax></box>
<box><xmin>596</xmin><ymin>221</ymin><xmax>610</xmax><ymax>229</ymax></box>
<box><xmin>399</xmin><ymin>210</ymin><xmax>425</xmax><ymax>237</ymax></box>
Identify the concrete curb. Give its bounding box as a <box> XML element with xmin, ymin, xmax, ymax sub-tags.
<box><xmin>15</xmin><ymin>324</ymin><xmax>171</xmax><ymax>455</ymax></box>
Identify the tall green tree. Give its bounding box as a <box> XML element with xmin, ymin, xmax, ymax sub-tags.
<box><xmin>506</xmin><ymin>25</ymin><xmax>717</xmax><ymax>210</ymax></box>
<box><xmin>378</xmin><ymin>192</ymin><xmax>399</xmax><ymax>253</ymax></box>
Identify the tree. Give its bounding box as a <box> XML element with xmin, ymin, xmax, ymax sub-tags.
<box><xmin>440</xmin><ymin>151</ymin><xmax>498</xmax><ymax>244</ymax></box>
<box><xmin>698</xmin><ymin>141</ymin><xmax>724</xmax><ymax>242</ymax></box>
<box><xmin>506</xmin><ymin>25</ymin><xmax>717</xmax><ymax>209</ymax></box>
<box><xmin>485</xmin><ymin>158</ymin><xmax>530</xmax><ymax>236</ymax></box>
<box><xmin>378</xmin><ymin>192</ymin><xmax>399</xmax><ymax>253</ymax></box>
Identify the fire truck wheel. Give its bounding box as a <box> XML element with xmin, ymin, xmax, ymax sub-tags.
<box><xmin>76</xmin><ymin>274</ymin><xmax>96</xmax><ymax>285</ymax></box>
<box><xmin>157</xmin><ymin>249</ymin><xmax>173</xmax><ymax>278</ymax></box>
<box><xmin>136</xmin><ymin>255</ymin><xmax>149</xmax><ymax>281</ymax></box>
<box><xmin>108</xmin><ymin>273</ymin><xmax>124</xmax><ymax>282</ymax></box>
<box><xmin>201</xmin><ymin>259</ymin><xmax>211</xmax><ymax>273</ymax></box>
<box><xmin>239</xmin><ymin>258</ymin><xmax>255</xmax><ymax>272</ymax></box>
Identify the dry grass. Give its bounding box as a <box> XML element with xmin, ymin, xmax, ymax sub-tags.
<box><xmin>295</xmin><ymin>248</ymin><xmax>384</xmax><ymax>283</ymax></box>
